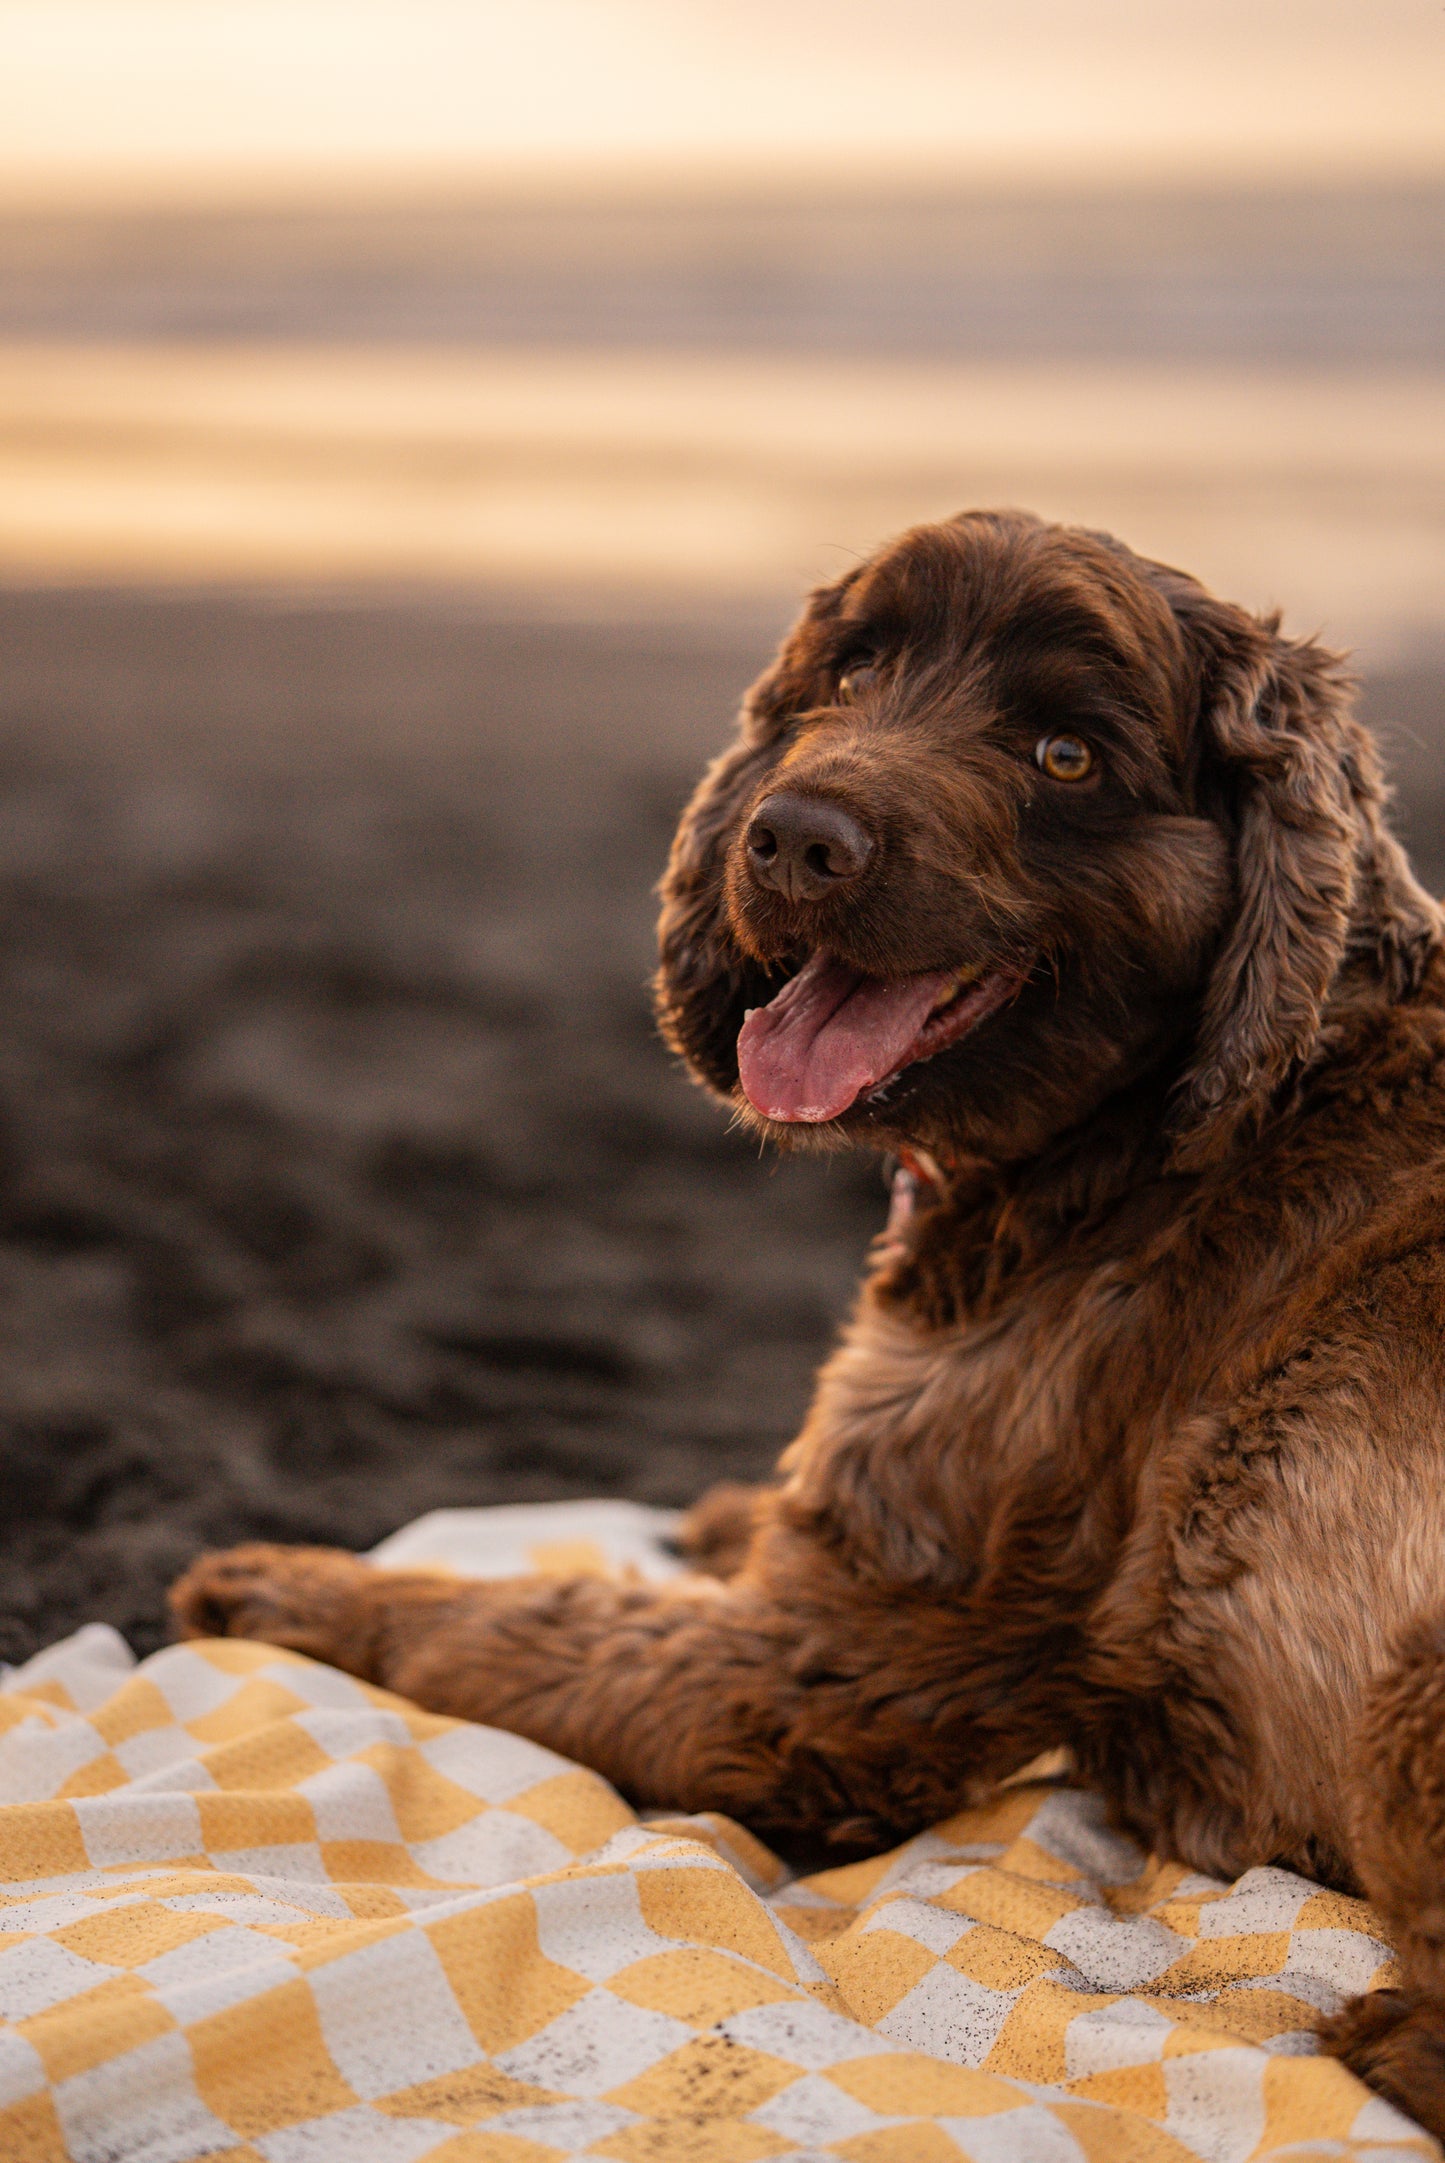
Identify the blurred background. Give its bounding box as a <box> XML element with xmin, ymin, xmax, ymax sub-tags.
<box><xmin>0</xmin><ymin>0</ymin><xmax>1441</xmax><ymax>1655</ymax></box>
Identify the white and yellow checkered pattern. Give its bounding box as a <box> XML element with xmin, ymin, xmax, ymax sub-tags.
<box><xmin>0</xmin><ymin>1579</ymin><xmax>1433</xmax><ymax>2159</ymax></box>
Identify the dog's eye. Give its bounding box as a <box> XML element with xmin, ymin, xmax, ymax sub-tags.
<box><xmin>1035</xmin><ymin>734</ymin><xmax>1094</xmax><ymax>782</ymax></box>
<box><xmin>838</xmin><ymin>659</ymin><xmax>879</xmax><ymax>700</ymax></box>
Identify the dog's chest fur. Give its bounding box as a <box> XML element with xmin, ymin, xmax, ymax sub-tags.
<box><xmin>780</xmin><ymin>1015</ymin><xmax>1445</xmax><ymax>1879</ymax></box>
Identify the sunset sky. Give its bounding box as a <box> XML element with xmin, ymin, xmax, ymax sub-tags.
<box><xmin>2</xmin><ymin>0</ymin><xmax>1442</xmax><ymax>199</ymax></box>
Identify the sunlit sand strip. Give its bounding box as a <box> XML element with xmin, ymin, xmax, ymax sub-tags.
<box><xmin>1</xmin><ymin>345</ymin><xmax>1442</xmax><ymax>655</ymax></box>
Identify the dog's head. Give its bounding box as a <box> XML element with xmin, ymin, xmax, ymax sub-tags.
<box><xmin>656</xmin><ymin>511</ymin><xmax>1440</xmax><ymax>1168</ymax></box>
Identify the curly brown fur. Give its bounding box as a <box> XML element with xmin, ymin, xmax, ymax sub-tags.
<box><xmin>173</xmin><ymin>512</ymin><xmax>1445</xmax><ymax>2135</ymax></box>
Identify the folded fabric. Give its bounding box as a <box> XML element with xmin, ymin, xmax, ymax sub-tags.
<box><xmin>0</xmin><ymin>1505</ymin><xmax>1432</xmax><ymax>2163</ymax></box>
<box><xmin>367</xmin><ymin>1500</ymin><xmax>687</xmax><ymax>1584</ymax></box>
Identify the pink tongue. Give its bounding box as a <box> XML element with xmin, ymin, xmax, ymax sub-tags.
<box><xmin>737</xmin><ymin>951</ymin><xmax>956</xmax><ymax>1123</ymax></box>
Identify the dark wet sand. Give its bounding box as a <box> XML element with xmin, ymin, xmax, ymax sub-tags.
<box><xmin>0</xmin><ymin>584</ymin><xmax>1439</xmax><ymax>1661</ymax></box>
<box><xmin>0</xmin><ymin>588</ymin><xmax>875</xmax><ymax>1658</ymax></box>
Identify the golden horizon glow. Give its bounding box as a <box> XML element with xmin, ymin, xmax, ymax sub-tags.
<box><xmin>1</xmin><ymin>342</ymin><xmax>1441</xmax><ymax>663</ymax></box>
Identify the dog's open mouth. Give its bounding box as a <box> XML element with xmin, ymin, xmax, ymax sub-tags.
<box><xmin>736</xmin><ymin>951</ymin><xmax>1026</xmax><ymax>1124</ymax></box>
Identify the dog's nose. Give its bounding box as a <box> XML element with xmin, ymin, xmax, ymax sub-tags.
<box><xmin>745</xmin><ymin>792</ymin><xmax>874</xmax><ymax>902</ymax></box>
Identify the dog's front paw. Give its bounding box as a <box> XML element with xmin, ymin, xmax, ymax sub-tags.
<box><xmin>1322</xmin><ymin>1987</ymin><xmax>1445</xmax><ymax>2139</ymax></box>
<box><xmin>169</xmin><ymin>1543</ymin><xmax>377</xmax><ymax>1671</ymax></box>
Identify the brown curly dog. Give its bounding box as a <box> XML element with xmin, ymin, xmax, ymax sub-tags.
<box><xmin>172</xmin><ymin>509</ymin><xmax>1445</xmax><ymax>2136</ymax></box>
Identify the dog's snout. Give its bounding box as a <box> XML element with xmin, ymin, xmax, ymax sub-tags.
<box><xmin>745</xmin><ymin>793</ymin><xmax>874</xmax><ymax>903</ymax></box>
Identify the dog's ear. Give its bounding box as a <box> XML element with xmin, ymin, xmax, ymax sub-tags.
<box><xmin>659</xmin><ymin>567</ymin><xmax>857</xmax><ymax>935</ymax></box>
<box><xmin>737</xmin><ymin>566</ymin><xmax>863</xmax><ymax>744</ymax></box>
<box><xmin>654</xmin><ymin>570</ymin><xmax>859</xmax><ymax>1088</ymax></box>
<box><xmin>1166</xmin><ymin>587</ymin><xmax>1441</xmax><ymax>1165</ymax></box>
<box><xmin>654</xmin><ymin>731</ymin><xmax>771</xmax><ymax>1087</ymax></box>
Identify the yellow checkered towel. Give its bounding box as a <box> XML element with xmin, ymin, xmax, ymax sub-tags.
<box><xmin>0</xmin><ymin>1515</ymin><xmax>1435</xmax><ymax>2161</ymax></box>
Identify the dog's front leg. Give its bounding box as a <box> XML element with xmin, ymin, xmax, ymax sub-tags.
<box><xmin>1319</xmin><ymin>1610</ymin><xmax>1445</xmax><ymax>2142</ymax></box>
<box><xmin>169</xmin><ymin>1535</ymin><xmax>1001</xmax><ymax>1852</ymax></box>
